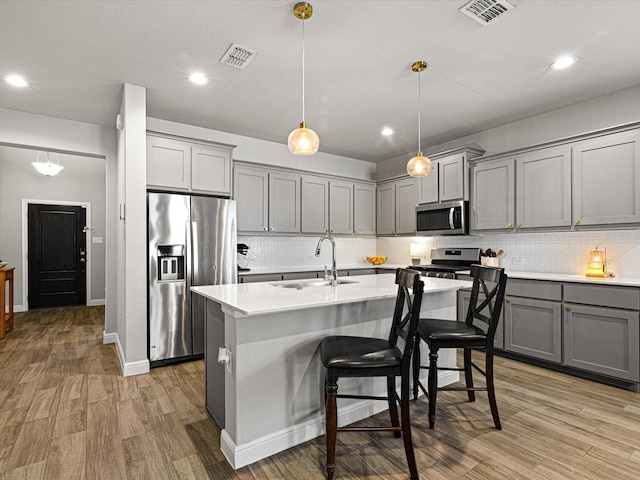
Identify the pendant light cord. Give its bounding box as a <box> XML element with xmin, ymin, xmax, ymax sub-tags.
<box><xmin>417</xmin><ymin>70</ymin><xmax>421</xmax><ymax>152</ymax></box>
<box><xmin>301</xmin><ymin>14</ymin><xmax>306</xmax><ymax>123</ymax></box>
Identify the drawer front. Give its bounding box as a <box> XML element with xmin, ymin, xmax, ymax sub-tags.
<box><xmin>563</xmin><ymin>284</ymin><xmax>640</xmax><ymax>310</ymax></box>
<box><xmin>506</xmin><ymin>279</ymin><xmax>562</xmax><ymax>301</ymax></box>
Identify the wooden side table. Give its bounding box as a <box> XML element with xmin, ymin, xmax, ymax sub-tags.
<box><xmin>0</xmin><ymin>267</ymin><xmax>15</xmax><ymax>340</ymax></box>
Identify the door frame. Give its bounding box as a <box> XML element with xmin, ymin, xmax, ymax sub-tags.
<box><xmin>21</xmin><ymin>198</ymin><xmax>93</xmax><ymax>311</ymax></box>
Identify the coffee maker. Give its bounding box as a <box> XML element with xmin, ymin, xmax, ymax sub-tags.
<box><xmin>237</xmin><ymin>243</ymin><xmax>250</xmax><ymax>271</ymax></box>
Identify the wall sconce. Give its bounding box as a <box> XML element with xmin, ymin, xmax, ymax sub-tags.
<box><xmin>585</xmin><ymin>245</ymin><xmax>607</xmax><ymax>277</ymax></box>
<box><xmin>32</xmin><ymin>151</ymin><xmax>64</xmax><ymax>176</ymax></box>
<box><xmin>410</xmin><ymin>242</ymin><xmax>428</xmax><ymax>266</ymax></box>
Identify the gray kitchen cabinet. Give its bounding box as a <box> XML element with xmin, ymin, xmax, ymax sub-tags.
<box><xmin>147</xmin><ymin>135</ymin><xmax>233</xmax><ymax>195</ymax></box>
<box><xmin>563</xmin><ymin>283</ymin><xmax>640</xmax><ymax>381</ymax></box>
<box><xmin>395</xmin><ymin>178</ymin><xmax>417</xmax><ymax>234</ymax></box>
<box><xmin>572</xmin><ymin>129</ymin><xmax>640</xmax><ymax>227</ymax></box>
<box><xmin>470</xmin><ymin>157</ymin><xmax>515</xmax><ymax>231</ymax></box>
<box><xmin>301</xmin><ymin>175</ymin><xmax>329</xmax><ymax>234</ymax></box>
<box><xmin>234</xmin><ymin>165</ymin><xmax>268</xmax><ymax>232</ymax></box>
<box><xmin>439</xmin><ymin>154</ymin><xmax>466</xmax><ymax>202</ymax></box>
<box><xmin>282</xmin><ymin>271</ymin><xmax>320</xmax><ymax>280</ymax></box>
<box><xmin>269</xmin><ymin>171</ymin><xmax>301</xmax><ymax>233</ymax></box>
<box><xmin>504</xmin><ymin>295</ymin><xmax>562</xmax><ymax>363</ymax></box>
<box><xmin>147</xmin><ymin>136</ymin><xmax>190</xmax><ymax>190</ymax></box>
<box><xmin>190</xmin><ymin>144</ymin><xmax>232</xmax><ymax>195</ymax></box>
<box><xmin>329</xmin><ymin>180</ymin><xmax>354</xmax><ymax>235</ymax></box>
<box><xmin>417</xmin><ymin>159</ymin><xmax>439</xmax><ymax>204</ymax></box>
<box><xmin>377</xmin><ymin>177</ymin><xmax>417</xmax><ymax>235</ymax></box>
<box><xmin>502</xmin><ymin>278</ymin><xmax>563</xmax><ymax>363</ymax></box>
<box><xmin>515</xmin><ymin>146</ymin><xmax>572</xmax><ymax>229</ymax></box>
<box><xmin>418</xmin><ymin>147</ymin><xmax>484</xmax><ymax>205</ymax></box>
<box><xmin>376</xmin><ymin>182</ymin><xmax>396</xmax><ymax>235</ymax></box>
<box><xmin>457</xmin><ymin>289</ymin><xmax>504</xmax><ymax>349</ymax></box>
<box><xmin>234</xmin><ymin>166</ymin><xmax>300</xmax><ymax>234</ymax></box>
<box><xmin>353</xmin><ymin>182</ymin><xmax>376</xmax><ymax>236</ymax></box>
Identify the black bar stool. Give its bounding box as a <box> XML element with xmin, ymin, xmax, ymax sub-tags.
<box><xmin>412</xmin><ymin>265</ymin><xmax>508</xmax><ymax>429</ymax></box>
<box><xmin>320</xmin><ymin>268</ymin><xmax>424</xmax><ymax>480</ymax></box>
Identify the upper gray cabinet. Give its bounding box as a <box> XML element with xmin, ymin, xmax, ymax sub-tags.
<box><xmin>572</xmin><ymin>130</ymin><xmax>640</xmax><ymax>227</ymax></box>
<box><xmin>234</xmin><ymin>165</ymin><xmax>300</xmax><ymax>234</ymax></box>
<box><xmin>516</xmin><ymin>146</ymin><xmax>572</xmax><ymax>229</ymax></box>
<box><xmin>471</xmin><ymin>126</ymin><xmax>640</xmax><ymax>232</ymax></box>
<box><xmin>471</xmin><ymin>157</ymin><xmax>515</xmax><ymax>231</ymax></box>
<box><xmin>472</xmin><ymin>146</ymin><xmax>571</xmax><ymax>232</ymax></box>
<box><xmin>329</xmin><ymin>180</ymin><xmax>354</xmax><ymax>235</ymax></box>
<box><xmin>146</xmin><ymin>135</ymin><xmax>233</xmax><ymax>196</ymax></box>
<box><xmin>417</xmin><ymin>147</ymin><xmax>483</xmax><ymax>205</ymax></box>
<box><xmin>301</xmin><ymin>175</ymin><xmax>329</xmax><ymax>234</ymax></box>
<box><xmin>353</xmin><ymin>182</ymin><xmax>376</xmax><ymax>236</ymax></box>
<box><xmin>301</xmin><ymin>175</ymin><xmax>373</xmax><ymax>236</ymax></box>
<box><xmin>377</xmin><ymin>177</ymin><xmax>417</xmax><ymax>235</ymax></box>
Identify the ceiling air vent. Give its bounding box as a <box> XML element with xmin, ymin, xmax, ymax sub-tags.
<box><xmin>459</xmin><ymin>0</ymin><xmax>515</xmax><ymax>25</ymax></box>
<box><xmin>219</xmin><ymin>43</ymin><xmax>256</xmax><ymax>69</ymax></box>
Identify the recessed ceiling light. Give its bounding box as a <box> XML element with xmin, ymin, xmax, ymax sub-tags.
<box><xmin>5</xmin><ymin>75</ymin><xmax>29</xmax><ymax>87</ymax></box>
<box><xmin>381</xmin><ymin>127</ymin><xmax>394</xmax><ymax>136</ymax></box>
<box><xmin>550</xmin><ymin>56</ymin><xmax>577</xmax><ymax>70</ymax></box>
<box><xmin>188</xmin><ymin>72</ymin><xmax>208</xmax><ymax>85</ymax></box>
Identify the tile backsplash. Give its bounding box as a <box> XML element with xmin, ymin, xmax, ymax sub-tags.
<box><xmin>241</xmin><ymin>229</ymin><xmax>640</xmax><ymax>278</ymax></box>
<box><xmin>378</xmin><ymin>229</ymin><xmax>640</xmax><ymax>278</ymax></box>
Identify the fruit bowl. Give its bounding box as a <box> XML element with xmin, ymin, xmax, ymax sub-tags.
<box><xmin>366</xmin><ymin>256</ymin><xmax>387</xmax><ymax>266</ymax></box>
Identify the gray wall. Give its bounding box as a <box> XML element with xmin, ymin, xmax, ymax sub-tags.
<box><xmin>0</xmin><ymin>145</ymin><xmax>106</xmax><ymax>307</ymax></box>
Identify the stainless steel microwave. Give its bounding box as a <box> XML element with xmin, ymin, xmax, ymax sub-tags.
<box><xmin>416</xmin><ymin>200</ymin><xmax>469</xmax><ymax>235</ymax></box>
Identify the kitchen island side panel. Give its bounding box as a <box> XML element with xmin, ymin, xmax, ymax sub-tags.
<box><xmin>214</xmin><ymin>289</ymin><xmax>459</xmax><ymax>469</ymax></box>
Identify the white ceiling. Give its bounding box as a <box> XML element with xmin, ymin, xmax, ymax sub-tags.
<box><xmin>2</xmin><ymin>0</ymin><xmax>640</xmax><ymax>163</ymax></box>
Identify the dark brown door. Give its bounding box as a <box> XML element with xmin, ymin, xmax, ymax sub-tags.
<box><xmin>28</xmin><ymin>204</ymin><xmax>87</xmax><ymax>309</ymax></box>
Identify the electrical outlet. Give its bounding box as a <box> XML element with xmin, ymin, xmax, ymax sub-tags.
<box><xmin>92</xmin><ymin>237</ymin><xmax>103</xmax><ymax>244</ymax></box>
<box><xmin>513</xmin><ymin>257</ymin><xmax>525</xmax><ymax>265</ymax></box>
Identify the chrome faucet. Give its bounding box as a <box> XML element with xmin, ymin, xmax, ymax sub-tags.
<box><xmin>315</xmin><ymin>233</ymin><xmax>338</xmax><ymax>286</ymax></box>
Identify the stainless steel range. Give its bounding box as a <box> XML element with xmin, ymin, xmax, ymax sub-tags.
<box><xmin>409</xmin><ymin>247</ymin><xmax>481</xmax><ymax>279</ymax></box>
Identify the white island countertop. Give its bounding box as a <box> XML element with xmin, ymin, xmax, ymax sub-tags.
<box><xmin>191</xmin><ymin>273</ymin><xmax>471</xmax><ymax>317</ymax></box>
<box><xmin>457</xmin><ymin>270</ymin><xmax>640</xmax><ymax>287</ymax></box>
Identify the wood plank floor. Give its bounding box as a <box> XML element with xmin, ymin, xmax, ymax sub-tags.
<box><xmin>1</xmin><ymin>306</ymin><xmax>640</xmax><ymax>479</ymax></box>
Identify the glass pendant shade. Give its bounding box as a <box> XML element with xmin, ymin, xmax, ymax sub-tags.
<box><xmin>407</xmin><ymin>151</ymin><xmax>432</xmax><ymax>177</ymax></box>
<box><xmin>288</xmin><ymin>122</ymin><xmax>319</xmax><ymax>156</ymax></box>
<box><xmin>32</xmin><ymin>152</ymin><xmax>64</xmax><ymax>176</ymax></box>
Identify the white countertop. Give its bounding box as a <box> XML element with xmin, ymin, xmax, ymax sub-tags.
<box><xmin>457</xmin><ymin>269</ymin><xmax>640</xmax><ymax>287</ymax></box>
<box><xmin>192</xmin><ymin>273</ymin><xmax>471</xmax><ymax>316</ymax></box>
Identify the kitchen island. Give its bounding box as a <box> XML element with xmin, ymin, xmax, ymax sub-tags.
<box><xmin>192</xmin><ymin>273</ymin><xmax>471</xmax><ymax>469</ymax></box>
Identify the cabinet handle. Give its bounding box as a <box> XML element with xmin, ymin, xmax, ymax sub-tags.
<box><xmin>516</xmin><ymin>223</ymin><xmax>521</xmax><ymax>228</ymax></box>
<box><xmin>263</xmin><ymin>227</ymin><xmax>267</xmax><ymax>231</ymax></box>
<box><xmin>505</xmin><ymin>298</ymin><xmax>510</xmax><ymax>303</ymax></box>
<box><xmin>507</xmin><ymin>223</ymin><xmax>513</xmax><ymax>228</ymax></box>
<box><xmin>269</xmin><ymin>227</ymin><xmax>273</xmax><ymax>231</ymax></box>
<box><xmin>330</xmin><ymin>229</ymin><xmax>334</xmax><ymax>233</ymax></box>
<box><xmin>354</xmin><ymin>229</ymin><xmax>358</xmax><ymax>234</ymax></box>
<box><xmin>575</xmin><ymin>219</ymin><xmax>580</xmax><ymax>225</ymax></box>
<box><xmin>565</xmin><ymin>306</ymin><xmax>571</xmax><ymax>312</ymax></box>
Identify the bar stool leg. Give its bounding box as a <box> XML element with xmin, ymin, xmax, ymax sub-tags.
<box><xmin>400</xmin><ymin>380</ymin><xmax>419</xmax><ymax>479</ymax></box>
<box><xmin>325</xmin><ymin>374</ymin><xmax>338</xmax><ymax>480</ymax></box>
<box><xmin>427</xmin><ymin>348</ymin><xmax>439</xmax><ymax>429</ymax></box>
<box><xmin>387</xmin><ymin>376</ymin><xmax>401</xmax><ymax>438</ymax></box>
<box><xmin>463</xmin><ymin>347</ymin><xmax>475</xmax><ymax>402</ymax></box>
<box><xmin>412</xmin><ymin>338</ymin><xmax>421</xmax><ymax>400</ymax></box>
<box><xmin>485</xmin><ymin>352</ymin><xmax>501</xmax><ymax>430</ymax></box>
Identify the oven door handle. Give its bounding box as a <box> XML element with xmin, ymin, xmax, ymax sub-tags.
<box><xmin>449</xmin><ymin>207</ymin><xmax>455</xmax><ymax>230</ymax></box>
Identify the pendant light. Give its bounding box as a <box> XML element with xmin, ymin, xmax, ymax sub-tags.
<box><xmin>406</xmin><ymin>61</ymin><xmax>432</xmax><ymax>177</ymax></box>
<box><xmin>32</xmin><ymin>151</ymin><xmax>64</xmax><ymax>176</ymax></box>
<box><xmin>288</xmin><ymin>2</ymin><xmax>319</xmax><ymax>156</ymax></box>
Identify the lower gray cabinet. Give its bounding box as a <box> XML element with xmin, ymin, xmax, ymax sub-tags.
<box><xmin>563</xmin><ymin>303</ymin><xmax>640</xmax><ymax>381</ymax></box>
<box><xmin>504</xmin><ymin>296</ymin><xmax>562</xmax><ymax>363</ymax></box>
<box><xmin>239</xmin><ymin>273</ymin><xmax>283</xmax><ymax>283</ymax></box>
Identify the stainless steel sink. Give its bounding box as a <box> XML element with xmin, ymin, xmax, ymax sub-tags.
<box><xmin>270</xmin><ymin>279</ymin><xmax>359</xmax><ymax>289</ymax></box>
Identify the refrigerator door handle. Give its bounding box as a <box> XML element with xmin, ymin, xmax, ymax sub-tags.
<box><xmin>190</xmin><ymin>221</ymin><xmax>199</xmax><ymax>282</ymax></box>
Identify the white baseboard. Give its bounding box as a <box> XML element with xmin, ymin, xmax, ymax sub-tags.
<box><xmin>221</xmin><ymin>370</ymin><xmax>460</xmax><ymax>470</ymax></box>
<box><xmin>111</xmin><ymin>332</ymin><xmax>150</xmax><ymax>377</ymax></box>
<box><xmin>7</xmin><ymin>304</ymin><xmax>26</xmax><ymax>313</ymax></box>
<box><xmin>88</xmin><ymin>299</ymin><xmax>106</xmax><ymax>306</ymax></box>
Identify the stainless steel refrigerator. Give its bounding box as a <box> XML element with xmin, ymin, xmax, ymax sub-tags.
<box><xmin>148</xmin><ymin>192</ymin><xmax>237</xmax><ymax>366</ymax></box>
